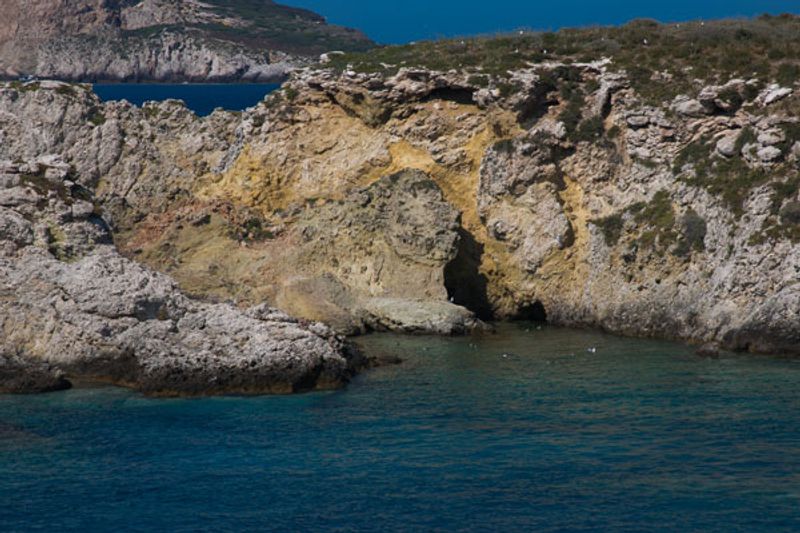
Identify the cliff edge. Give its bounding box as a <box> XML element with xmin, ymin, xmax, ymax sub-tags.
<box><xmin>0</xmin><ymin>0</ymin><xmax>373</xmax><ymax>82</ymax></box>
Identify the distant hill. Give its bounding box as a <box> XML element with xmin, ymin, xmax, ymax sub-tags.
<box><xmin>0</xmin><ymin>0</ymin><xmax>374</xmax><ymax>82</ymax></box>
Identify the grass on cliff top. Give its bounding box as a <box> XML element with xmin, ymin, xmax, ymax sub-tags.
<box><xmin>326</xmin><ymin>14</ymin><xmax>800</xmax><ymax>102</ymax></box>
<box><xmin>194</xmin><ymin>0</ymin><xmax>374</xmax><ymax>55</ymax></box>
<box><xmin>120</xmin><ymin>0</ymin><xmax>373</xmax><ymax>55</ymax></box>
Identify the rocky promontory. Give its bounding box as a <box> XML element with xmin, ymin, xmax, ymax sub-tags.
<box><xmin>0</xmin><ymin>0</ymin><xmax>372</xmax><ymax>82</ymax></box>
<box><xmin>1</xmin><ymin>16</ymin><xmax>799</xmax><ymax>393</ymax></box>
<box><xmin>0</xmin><ymin>149</ymin><xmax>363</xmax><ymax>395</ymax></box>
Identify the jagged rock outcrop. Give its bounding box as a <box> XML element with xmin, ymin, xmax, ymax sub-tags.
<box><xmin>273</xmin><ymin>170</ymin><xmax>480</xmax><ymax>334</ymax></box>
<box><xmin>1</xmin><ymin>24</ymin><xmax>799</xmax><ymax>358</ymax></box>
<box><xmin>0</xmin><ymin>152</ymin><xmax>362</xmax><ymax>395</ymax></box>
<box><xmin>0</xmin><ymin>0</ymin><xmax>372</xmax><ymax>82</ymax></box>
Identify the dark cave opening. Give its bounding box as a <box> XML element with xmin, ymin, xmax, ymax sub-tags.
<box><xmin>515</xmin><ymin>301</ymin><xmax>548</xmax><ymax>323</ymax></box>
<box><xmin>517</xmin><ymin>95</ymin><xmax>559</xmax><ymax>127</ymax></box>
<box><xmin>422</xmin><ymin>87</ymin><xmax>477</xmax><ymax>106</ymax></box>
<box><xmin>444</xmin><ymin>228</ymin><xmax>494</xmax><ymax>321</ymax></box>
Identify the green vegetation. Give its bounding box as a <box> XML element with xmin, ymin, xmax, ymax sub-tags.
<box><xmin>88</xmin><ymin>108</ymin><xmax>107</xmax><ymax>127</ymax></box>
<box><xmin>673</xmin><ymin>134</ymin><xmax>774</xmax><ymax>216</ymax></box>
<box><xmin>674</xmin><ymin>209</ymin><xmax>708</xmax><ymax>257</ymax></box>
<box><xmin>325</xmin><ymin>15</ymin><xmax>800</xmax><ymax>105</ymax></box>
<box><xmin>573</xmin><ymin>115</ymin><xmax>605</xmax><ymax>143</ymax></box>
<box><xmin>143</xmin><ymin>105</ymin><xmax>161</xmax><ymax>119</ymax></box>
<box><xmin>592</xmin><ymin>190</ymin><xmax>688</xmax><ymax>252</ymax></box>
<box><xmin>778</xmin><ymin>122</ymin><xmax>800</xmax><ymax>152</ymax></box>
<box><xmin>46</xmin><ymin>224</ymin><xmax>72</xmax><ymax>262</ymax></box>
<box><xmin>283</xmin><ymin>86</ymin><xmax>299</xmax><ymax>102</ymax></box>
<box><xmin>8</xmin><ymin>81</ymin><xmax>41</xmax><ymax>93</ymax></box>
<box><xmin>492</xmin><ymin>139</ymin><xmax>516</xmax><ymax>154</ymax></box>
<box><xmin>770</xmin><ymin>175</ymin><xmax>800</xmax><ymax>214</ymax></box>
<box><xmin>467</xmin><ymin>74</ymin><xmax>490</xmax><ymax>88</ymax></box>
<box><xmin>633</xmin><ymin>190</ymin><xmax>677</xmax><ymax>249</ymax></box>
<box><xmin>55</xmin><ymin>85</ymin><xmax>78</xmax><ymax>98</ymax></box>
<box><xmin>734</xmin><ymin>126</ymin><xmax>757</xmax><ymax>153</ymax></box>
<box><xmin>781</xmin><ymin>201</ymin><xmax>800</xmax><ymax>224</ymax></box>
<box><xmin>594</xmin><ymin>214</ymin><xmax>624</xmax><ymax>246</ymax></box>
<box><xmin>192</xmin><ymin>0</ymin><xmax>373</xmax><ymax>55</ymax></box>
<box><xmin>238</xmin><ymin>217</ymin><xmax>275</xmax><ymax>242</ymax></box>
<box><xmin>756</xmin><ymin>175</ymin><xmax>800</xmax><ymax>243</ymax></box>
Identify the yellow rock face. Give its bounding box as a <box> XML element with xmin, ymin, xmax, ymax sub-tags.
<box><xmin>162</xmin><ymin>94</ymin><xmax>531</xmax><ymax>325</ymax></box>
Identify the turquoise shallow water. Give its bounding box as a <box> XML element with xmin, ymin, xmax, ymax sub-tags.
<box><xmin>1</xmin><ymin>324</ymin><xmax>799</xmax><ymax>532</ymax></box>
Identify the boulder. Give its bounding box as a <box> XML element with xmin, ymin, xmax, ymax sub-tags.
<box><xmin>672</xmin><ymin>96</ymin><xmax>708</xmax><ymax>117</ymax></box>
<box><xmin>362</xmin><ymin>298</ymin><xmax>483</xmax><ymax>335</ymax></box>
<box><xmin>758</xmin><ymin>84</ymin><xmax>793</xmax><ymax>106</ymax></box>
<box><xmin>757</xmin><ymin>145</ymin><xmax>783</xmax><ymax>163</ymax></box>
<box><xmin>715</xmin><ymin>133</ymin><xmax>739</xmax><ymax>157</ymax></box>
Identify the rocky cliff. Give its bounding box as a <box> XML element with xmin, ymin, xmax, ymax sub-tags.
<box><xmin>1</xmin><ymin>17</ymin><xmax>799</xmax><ymax>391</ymax></box>
<box><xmin>0</xmin><ymin>0</ymin><xmax>372</xmax><ymax>82</ymax></box>
<box><xmin>0</xmin><ymin>90</ymin><xmax>364</xmax><ymax>394</ymax></box>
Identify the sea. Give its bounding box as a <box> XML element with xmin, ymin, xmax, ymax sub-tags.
<box><xmin>93</xmin><ymin>84</ymin><xmax>280</xmax><ymax>116</ymax></box>
<box><xmin>1</xmin><ymin>324</ymin><xmax>799</xmax><ymax>532</ymax></box>
<box><xmin>14</xmin><ymin>6</ymin><xmax>800</xmax><ymax>530</ymax></box>
<box><xmin>282</xmin><ymin>0</ymin><xmax>800</xmax><ymax>44</ymax></box>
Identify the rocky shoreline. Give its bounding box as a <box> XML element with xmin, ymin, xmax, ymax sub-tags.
<box><xmin>1</xmin><ymin>18</ymin><xmax>799</xmax><ymax>394</ymax></box>
<box><xmin>0</xmin><ymin>150</ymin><xmax>368</xmax><ymax>395</ymax></box>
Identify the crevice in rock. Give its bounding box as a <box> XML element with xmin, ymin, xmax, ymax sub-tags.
<box><xmin>422</xmin><ymin>87</ymin><xmax>476</xmax><ymax>106</ymax></box>
<box><xmin>517</xmin><ymin>95</ymin><xmax>559</xmax><ymax>128</ymax></box>
<box><xmin>444</xmin><ymin>228</ymin><xmax>494</xmax><ymax>320</ymax></box>
<box><xmin>515</xmin><ymin>300</ymin><xmax>548</xmax><ymax>322</ymax></box>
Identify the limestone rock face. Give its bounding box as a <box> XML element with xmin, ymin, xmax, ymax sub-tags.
<box><xmin>1</xmin><ymin>58</ymin><xmax>799</xmax><ymax>357</ymax></box>
<box><xmin>273</xmin><ymin>170</ymin><xmax>478</xmax><ymax>334</ymax></box>
<box><xmin>0</xmin><ymin>153</ymin><xmax>360</xmax><ymax>395</ymax></box>
<box><xmin>0</xmin><ymin>354</ymin><xmax>71</xmax><ymax>394</ymax></box>
<box><xmin>479</xmin><ymin>133</ymin><xmax>572</xmax><ymax>275</ymax></box>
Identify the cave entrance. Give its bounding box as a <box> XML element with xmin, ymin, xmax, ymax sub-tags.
<box><xmin>422</xmin><ymin>87</ymin><xmax>477</xmax><ymax>106</ymax></box>
<box><xmin>515</xmin><ymin>301</ymin><xmax>548</xmax><ymax>323</ymax></box>
<box><xmin>444</xmin><ymin>228</ymin><xmax>494</xmax><ymax>320</ymax></box>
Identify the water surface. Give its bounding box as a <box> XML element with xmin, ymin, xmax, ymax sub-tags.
<box><xmin>1</xmin><ymin>325</ymin><xmax>799</xmax><ymax>532</ymax></box>
<box><xmin>93</xmin><ymin>84</ymin><xmax>280</xmax><ymax>116</ymax></box>
<box><xmin>283</xmin><ymin>0</ymin><xmax>800</xmax><ymax>43</ymax></box>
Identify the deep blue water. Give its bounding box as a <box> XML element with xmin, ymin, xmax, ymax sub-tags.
<box><xmin>1</xmin><ymin>325</ymin><xmax>799</xmax><ymax>532</ymax></box>
<box><xmin>283</xmin><ymin>0</ymin><xmax>800</xmax><ymax>43</ymax></box>
<box><xmin>93</xmin><ymin>84</ymin><xmax>280</xmax><ymax>116</ymax></box>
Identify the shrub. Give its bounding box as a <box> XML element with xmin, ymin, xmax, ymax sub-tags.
<box><xmin>467</xmin><ymin>74</ymin><xmax>489</xmax><ymax>87</ymax></box>
<box><xmin>573</xmin><ymin>116</ymin><xmax>605</xmax><ymax>143</ymax></box>
<box><xmin>776</xmin><ymin>64</ymin><xmax>800</xmax><ymax>87</ymax></box>
<box><xmin>717</xmin><ymin>86</ymin><xmax>744</xmax><ymax>112</ymax></box>
<box><xmin>593</xmin><ymin>214</ymin><xmax>624</xmax><ymax>246</ymax></box>
<box><xmin>734</xmin><ymin>126</ymin><xmax>758</xmax><ymax>153</ymax></box>
<box><xmin>781</xmin><ymin>201</ymin><xmax>800</xmax><ymax>224</ymax></box>
<box><xmin>55</xmin><ymin>85</ymin><xmax>77</xmax><ymax>98</ymax></box>
<box><xmin>88</xmin><ymin>108</ymin><xmax>106</xmax><ymax>126</ymax></box>
<box><xmin>493</xmin><ymin>139</ymin><xmax>516</xmax><ymax>154</ymax></box>
<box><xmin>770</xmin><ymin>175</ymin><xmax>799</xmax><ymax>214</ymax></box>
<box><xmin>283</xmin><ymin>87</ymin><xmax>298</xmax><ymax>101</ymax></box>
<box><xmin>631</xmin><ymin>190</ymin><xmax>677</xmax><ymax>249</ymax></box>
<box><xmin>634</xmin><ymin>190</ymin><xmax>675</xmax><ymax>229</ymax></box>
<box><xmin>674</xmin><ymin>209</ymin><xmax>707</xmax><ymax>257</ymax></box>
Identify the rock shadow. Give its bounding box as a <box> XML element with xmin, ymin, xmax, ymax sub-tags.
<box><xmin>444</xmin><ymin>228</ymin><xmax>494</xmax><ymax>320</ymax></box>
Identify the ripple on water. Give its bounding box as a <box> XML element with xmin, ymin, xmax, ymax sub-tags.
<box><xmin>0</xmin><ymin>324</ymin><xmax>799</xmax><ymax>532</ymax></box>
